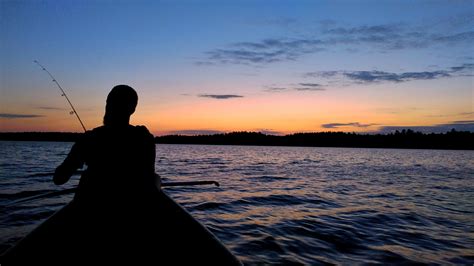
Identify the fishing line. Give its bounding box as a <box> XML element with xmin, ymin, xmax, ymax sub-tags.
<box><xmin>33</xmin><ymin>60</ymin><xmax>87</xmax><ymax>132</ymax></box>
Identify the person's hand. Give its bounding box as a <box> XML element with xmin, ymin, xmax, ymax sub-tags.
<box><xmin>53</xmin><ymin>165</ymin><xmax>72</xmax><ymax>185</ymax></box>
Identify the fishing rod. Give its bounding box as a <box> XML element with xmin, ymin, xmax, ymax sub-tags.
<box><xmin>33</xmin><ymin>60</ymin><xmax>87</xmax><ymax>132</ymax></box>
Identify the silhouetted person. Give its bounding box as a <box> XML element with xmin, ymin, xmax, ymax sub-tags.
<box><xmin>53</xmin><ymin>85</ymin><xmax>158</xmax><ymax>210</ymax></box>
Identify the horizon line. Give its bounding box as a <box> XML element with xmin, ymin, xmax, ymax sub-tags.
<box><xmin>0</xmin><ymin>128</ymin><xmax>471</xmax><ymax>137</ymax></box>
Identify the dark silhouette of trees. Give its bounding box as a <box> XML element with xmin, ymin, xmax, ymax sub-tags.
<box><xmin>155</xmin><ymin>130</ymin><xmax>473</xmax><ymax>150</ymax></box>
<box><xmin>0</xmin><ymin>132</ymin><xmax>81</xmax><ymax>142</ymax></box>
<box><xmin>1</xmin><ymin>129</ymin><xmax>473</xmax><ymax>150</ymax></box>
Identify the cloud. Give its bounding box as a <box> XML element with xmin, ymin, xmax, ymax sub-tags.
<box><xmin>264</xmin><ymin>87</ymin><xmax>289</xmax><ymax>92</ymax></box>
<box><xmin>264</xmin><ymin>83</ymin><xmax>326</xmax><ymax>93</ymax></box>
<box><xmin>322</xmin><ymin>122</ymin><xmax>378</xmax><ymax>129</ymax></box>
<box><xmin>432</xmin><ymin>31</ymin><xmax>474</xmax><ymax>44</ymax></box>
<box><xmin>0</xmin><ymin>113</ymin><xmax>44</xmax><ymax>119</ymax></box>
<box><xmin>294</xmin><ymin>87</ymin><xmax>326</xmax><ymax>91</ymax></box>
<box><xmin>426</xmin><ymin>111</ymin><xmax>474</xmax><ymax>118</ymax></box>
<box><xmin>233</xmin><ymin>38</ymin><xmax>323</xmax><ymax>51</ymax></box>
<box><xmin>203</xmin><ymin>38</ymin><xmax>325</xmax><ymax>65</ymax></box>
<box><xmin>198</xmin><ymin>94</ymin><xmax>244</xmax><ymax>99</ymax></box>
<box><xmin>36</xmin><ymin>106</ymin><xmax>65</xmax><ymax>110</ymax></box>
<box><xmin>323</xmin><ymin>23</ymin><xmax>473</xmax><ymax>49</ymax></box>
<box><xmin>166</xmin><ymin>130</ymin><xmax>224</xmax><ymax>136</ymax></box>
<box><xmin>319</xmin><ymin>23</ymin><xmax>426</xmax><ymax>50</ymax></box>
<box><xmin>450</xmin><ymin>63</ymin><xmax>474</xmax><ymax>72</ymax></box>
<box><xmin>436</xmin><ymin>12</ymin><xmax>474</xmax><ymax>29</ymax></box>
<box><xmin>377</xmin><ymin>121</ymin><xmax>474</xmax><ymax>133</ymax></box>
<box><xmin>344</xmin><ymin>70</ymin><xmax>450</xmax><ymax>83</ymax></box>
<box><xmin>298</xmin><ymin>83</ymin><xmax>322</xmax><ymax>87</ymax></box>
<box><xmin>323</xmin><ymin>24</ymin><xmax>401</xmax><ymax>36</ymax></box>
<box><xmin>198</xmin><ymin>18</ymin><xmax>473</xmax><ymax>65</ymax></box>
<box><xmin>205</xmin><ymin>48</ymin><xmax>292</xmax><ymax>64</ymax></box>
<box><xmin>304</xmin><ymin>63</ymin><xmax>470</xmax><ymax>85</ymax></box>
<box><xmin>304</xmin><ymin>71</ymin><xmax>339</xmax><ymax>78</ymax></box>
<box><xmin>294</xmin><ymin>82</ymin><xmax>325</xmax><ymax>91</ymax></box>
<box><xmin>305</xmin><ymin>70</ymin><xmax>450</xmax><ymax>83</ymax></box>
<box><xmin>264</xmin><ymin>82</ymin><xmax>326</xmax><ymax>92</ymax></box>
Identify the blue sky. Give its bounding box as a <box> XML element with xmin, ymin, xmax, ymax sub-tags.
<box><xmin>1</xmin><ymin>0</ymin><xmax>473</xmax><ymax>134</ymax></box>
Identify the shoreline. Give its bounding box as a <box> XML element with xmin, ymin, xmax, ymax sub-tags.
<box><xmin>1</xmin><ymin>130</ymin><xmax>473</xmax><ymax>150</ymax></box>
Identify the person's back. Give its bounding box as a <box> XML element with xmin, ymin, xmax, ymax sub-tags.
<box><xmin>73</xmin><ymin>124</ymin><xmax>155</xmax><ymax>206</ymax></box>
<box><xmin>53</xmin><ymin>85</ymin><xmax>157</xmax><ymax>210</ymax></box>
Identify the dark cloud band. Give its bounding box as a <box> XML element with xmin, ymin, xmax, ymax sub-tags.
<box><xmin>198</xmin><ymin>94</ymin><xmax>244</xmax><ymax>99</ymax></box>
<box><xmin>322</xmin><ymin>122</ymin><xmax>377</xmax><ymax>128</ymax></box>
<box><xmin>304</xmin><ymin>63</ymin><xmax>473</xmax><ymax>84</ymax></box>
<box><xmin>0</xmin><ymin>113</ymin><xmax>44</xmax><ymax>119</ymax></box>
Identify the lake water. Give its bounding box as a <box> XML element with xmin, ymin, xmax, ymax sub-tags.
<box><xmin>1</xmin><ymin>141</ymin><xmax>473</xmax><ymax>264</ymax></box>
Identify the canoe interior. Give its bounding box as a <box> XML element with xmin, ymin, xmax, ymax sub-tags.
<box><xmin>2</xmin><ymin>190</ymin><xmax>241</xmax><ymax>265</ymax></box>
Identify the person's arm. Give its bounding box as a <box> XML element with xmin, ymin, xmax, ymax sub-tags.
<box><xmin>53</xmin><ymin>137</ymin><xmax>85</xmax><ymax>185</ymax></box>
<box><xmin>141</xmin><ymin>126</ymin><xmax>158</xmax><ymax>189</ymax></box>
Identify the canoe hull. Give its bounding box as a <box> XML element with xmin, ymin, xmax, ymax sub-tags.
<box><xmin>2</xmin><ymin>191</ymin><xmax>241</xmax><ymax>265</ymax></box>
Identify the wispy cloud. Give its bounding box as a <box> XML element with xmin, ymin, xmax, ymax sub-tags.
<box><xmin>344</xmin><ymin>70</ymin><xmax>449</xmax><ymax>83</ymax></box>
<box><xmin>0</xmin><ymin>113</ymin><xmax>44</xmax><ymax>119</ymax></box>
<box><xmin>264</xmin><ymin>87</ymin><xmax>289</xmax><ymax>92</ymax></box>
<box><xmin>426</xmin><ymin>111</ymin><xmax>474</xmax><ymax>118</ymax></box>
<box><xmin>323</xmin><ymin>24</ymin><xmax>401</xmax><ymax>36</ymax></box>
<box><xmin>432</xmin><ymin>31</ymin><xmax>474</xmax><ymax>44</ymax></box>
<box><xmin>322</xmin><ymin>122</ymin><xmax>378</xmax><ymax>129</ymax></box>
<box><xmin>322</xmin><ymin>23</ymin><xmax>474</xmax><ymax>49</ymax></box>
<box><xmin>304</xmin><ymin>63</ymin><xmax>472</xmax><ymax>85</ymax></box>
<box><xmin>298</xmin><ymin>83</ymin><xmax>323</xmax><ymax>87</ymax></box>
<box><xmin>198</xmin><ymin>17</ymin><xmax>473</xmax><ymax>66</ymax></box>
<box><xmin>435</xmin><ymin>12</ymin><xmax>474</xmax><ymax>29</ymax></box>
<box><xmin>36</xmin><ymin>106</ymin><xmax>65</xmax><ymax>110</ymax></box>
<box><xmin>294</xmin><ymin>87</ymin><xmax>326</xmax><ymax>91</ymax></box>
<box><xmin>198</xmin><ymin>94</ymin><xmax>244</xmax><ymax>99</ymax></box>
<box><xmin>264</xmin><ymin>83</ymin><xmax>325</xmax><ymax>92</ymax></box>
<box><xmin>294</xmin><ymin>83</ymin><xmax>325</xmax><ymax>91</ymax></box>
<box><xmin>459</xmin><ymin>111</ymin><xmax>474</xmax><ymax>116</ymax></box>
<box><xmin>202</xmin><ymin>38</ymin><xmax>325</xmax><ymax>65</ymax></box>
<box><xmin>450</xmin><ymin>63</ymin><xmax>474</xmax><ymax>73</ymax></box>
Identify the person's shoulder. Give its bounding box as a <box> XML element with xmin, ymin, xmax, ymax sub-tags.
<box><xmin>132</xmin><ymin>125</ymin><xmax>154</xmax><ymax>138</ymax></box>
<box><xmin>78</xmin><ymin>126</ymin><xmax>108</xmax><ymax>142</ymax></box>
<box><xmin>85</xmin><ymin>126</ymin><xmax>107</xmax><ymax>136</ymax></box>
<box><xmin>71</xmin><ymin>126</ymin><xmax>102</xmax><ymax>145</ymax></box>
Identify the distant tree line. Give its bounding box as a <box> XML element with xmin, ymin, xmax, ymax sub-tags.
<box><xmin>0</xmin><ymin>129</ymin><xmax>473</xmax><ymax>150</ymax></box>
<box><xmin>155</xmin><ymin>129</ymin><xmax>474</xmax><ymax>150</ymax></box>
<box><xmin>0</xmin><ymin>132</ymin><xmax>82</xmax><ymax>142</ymax></box>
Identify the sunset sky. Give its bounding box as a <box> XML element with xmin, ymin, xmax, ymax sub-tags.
<box><xmin>1</xmin><ymin>0</ymin><xmax>473</xmax><ymax>135</ymax></box>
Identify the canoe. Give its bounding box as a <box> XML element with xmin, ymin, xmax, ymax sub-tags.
<box><xmin>2</xmin><ymin>186</ymin><xmax>242</xmax><ymax>265</ymax></box>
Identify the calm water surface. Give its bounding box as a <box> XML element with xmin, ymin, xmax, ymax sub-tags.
<box><xmin>1</xmin><ymin>141</ymin><xmax>473</xmax><ymax>265</ymax></box>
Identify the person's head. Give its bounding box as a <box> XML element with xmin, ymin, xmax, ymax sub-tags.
<box><xmin>103</xmin><ymin>85</ymin><xmax>138</xmax><ymax>126</ymax></box>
